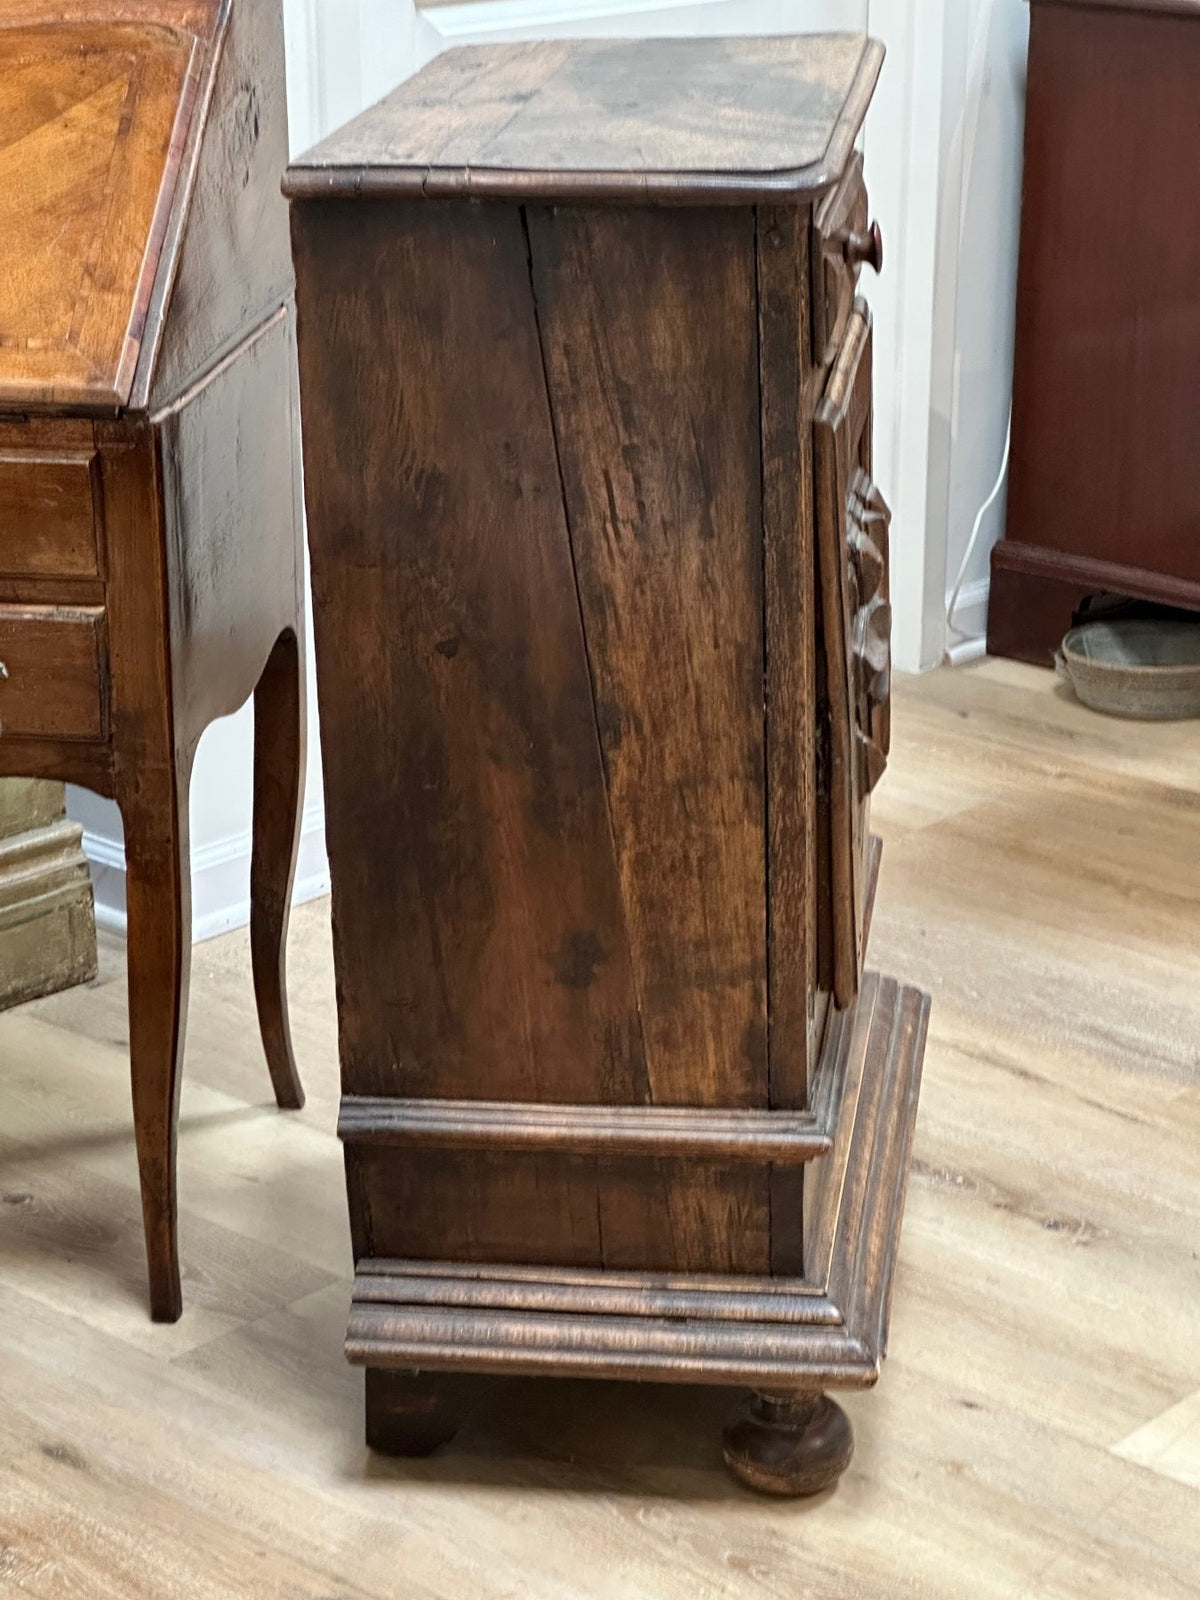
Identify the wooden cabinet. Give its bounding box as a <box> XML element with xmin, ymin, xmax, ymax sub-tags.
<box><xmin>988</xmin><ymin>0</ymin><xmax>1200</xmax><ymax>662</ymax></box>
<box><xmin>0</xmin><ymin>1</ymin><xmax>306</xmax><ymax>1321</ymax></box>
<box><xmin>288</xmin><ymin>34</ymin><xmax>929</xmax><ymax>1495</ymax></box>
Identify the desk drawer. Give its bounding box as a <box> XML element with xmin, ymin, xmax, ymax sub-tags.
<box><xmin>0</xmin><ymin>436</ymin><xmax>103</xmax><ymax>581</ymax></box>
<box><xmin>0</xmin><ymin>605</ymin><xmax>108</xmax><ymax>741</ymax></box>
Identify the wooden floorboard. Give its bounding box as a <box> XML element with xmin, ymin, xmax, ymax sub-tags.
<box><xmin>1</xmin><ymin>657</ymin><xmax>1197</xmax><ymax>1597</ymax></box>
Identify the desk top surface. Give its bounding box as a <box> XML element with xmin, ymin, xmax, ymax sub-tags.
<box><xmin>285</xmin><ymin>35</ymin><xmax>884</xmax><ymax>206</ymax></box>
<box><xmin>0</xmin><ymin>4</ymin><xmax>222</xmax><ymax>412</ymax></box>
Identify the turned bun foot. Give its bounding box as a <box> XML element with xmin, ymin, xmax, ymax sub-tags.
<box><xmin>364</xmin><ymin>1369</ymin><xmax>464</xmax><ymax>1457</ymax></box>
<box><xmin>722</xmin><ymin>1391</ymin><xmax>854</xmax><ymax>1497</ymax></box>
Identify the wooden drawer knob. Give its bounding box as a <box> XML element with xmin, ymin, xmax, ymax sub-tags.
<box><xmin>842</xmin><ymin>221</ymin><xmax>883</xmax><ymax>275</ymax></box>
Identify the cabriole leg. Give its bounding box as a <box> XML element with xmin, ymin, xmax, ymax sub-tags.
<box><xmin>250</xmin><ymin>626</ymin><xmax>306</xmax><ymax>1111</ymax></box>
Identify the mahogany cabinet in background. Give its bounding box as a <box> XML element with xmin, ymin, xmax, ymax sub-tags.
<box><xmin>0</xmin><ymin>0</ymin><xmax>306</xmax><ymax>1321</ymax></box>
<box><xmin>288</xmin><ymin>36</ymin><xmax>929</xmax><ymax>1495</ymax></box>
<box><xmin>988</xmin><ymin>0</ymin><xmax>1200</xmax><ymax>664</ymax></box>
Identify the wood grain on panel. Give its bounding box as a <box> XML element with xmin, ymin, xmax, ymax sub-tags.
<box><xmin>0</xmin><ymin>436</ymin><xmax>102</xmax><ymax>580</ymax></box>
<box><xmin>526</xmin><ymin>203</ymin><xmax>768</xmax><ymax>1112</ymax></box>
<box><xmin>756</xmin><ymin>202</ymin><xmax>819</xmax><ymax>1112</ymax></box>
<box><xmin>0</xmin><ymin>22</ymin><xmax>198</xmax><ymax>409</ymax></box>
<box><xmin>0</xmin><ymin>3</ymin><xmax>221</xmax><ymax>29</ymax></box>
<box><xmin>354</xmin><ymin>1146</ymin><xmax>773</xmax><ymax>1275</ymax></box>
<box><xmin>0</xmin><ymin>604</ymin><xmax>106</xmax><ymax>739</ymax></box>
<box><xmin>354</xmin><ymin>1148</ymin><xmax>605</xmax><ymax>1271</ymax></box>
<box><xmin>757</xmin><ymin>202</ymin><xmax>822</xmax><ymax>1277</ymax></box>
<box><xmin>292</xmin><ymin>198</ymin><xmax>646</xmax><ymax>1111</ymax></box>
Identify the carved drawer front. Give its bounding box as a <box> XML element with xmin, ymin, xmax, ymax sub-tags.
<box><xmin>0</xmin><ymin>604</ymin><xmax>108</xmax><ymax>741</ymax></box>
<box><xmin>812</xmin><ymin>153</ymin><xmax>880</xmax><ymax>371</ymax></box>
<box><xmin>815</xmin><ymin>301</ymin><xmax>892</xmax><ymax>1008</ymax></box>
<box><xmin>0</xmin><ymin>421</ymin><xmax>103</xmax><ymax>580</ymax></box>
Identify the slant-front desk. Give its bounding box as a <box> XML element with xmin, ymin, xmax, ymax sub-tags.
<box><xmin>286</xmin><ymin>35</ymin><xmax>930</xmax><ymax>1495</ymax></box>
<box><xmin>0</xmin><ymin>0</ymin><xmax>306</xmax><ymax>1322</ymax></box>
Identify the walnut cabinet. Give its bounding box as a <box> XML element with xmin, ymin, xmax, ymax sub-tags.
<box><xmin>287</xmin><ymin>35</ymin><xmax>930</xmax><ymax>1495</ymax></box>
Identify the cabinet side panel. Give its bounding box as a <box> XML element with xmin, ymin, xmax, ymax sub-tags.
<box><xmin>354</xmin><ymin>1148</ymin><xmax>771</xmax><ymax>1274</ymax></box>
<box><xmin>527</xmin><ymin>204</ymin><xmax>768</xmax><ymax>1112</ymax></box>
<box><xmin>292</xmin><ymin>198</ymin><xmax>647</xmax><ymax>1110</ymax></box>
<box><xmin>351</xmin><ymin>1149</ymin><xmax>604</xmax><ymax>1270</ymax></box>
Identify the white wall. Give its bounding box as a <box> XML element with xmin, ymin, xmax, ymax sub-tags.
<box><xmin>74</xmin><ymin>0</ymin><xmax>1028</xmax><ymax>940</ymax></box>
<box><xmin>928</xmin><ymin>0</ymin><xmax>1027</xmax><ymax>660</ymax></box>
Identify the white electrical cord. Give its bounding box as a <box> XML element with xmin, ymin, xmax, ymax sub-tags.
<box><xmin>943</xmin><ymin>3</ymin><xmax>1020</xmax><ymax>655</ymax></box>
<box><xmin>946</xmin><ymin>401</ymin><xmax>1011</xmax><ymax>639</ymax></box>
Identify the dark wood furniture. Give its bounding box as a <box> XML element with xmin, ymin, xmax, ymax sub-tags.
<box><xmin>0</xmin><ymin>0</ymin><xmax>305</xmax><ymax>1321</ymax></box>
<box><xmin>287</xmin><ymin>35</ymin><xmax>929</xmax><ymax>1496</ymax></box>
<box><xmin>988</xmin><ymin>0</ymin><xmax>1200</xmax><ymax>664</ymax></box>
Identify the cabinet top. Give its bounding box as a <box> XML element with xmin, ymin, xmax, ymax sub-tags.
<box><xmin>1034</xmin><ymin>0</ymin><xmax>1200</xmax><ymax>13</ymax></box>
<box><xmin>0</xmin><ymin>1</ymin><xmax>224</xmax><ymax>413</ymax></box>
<box><xmin>284</xmin><ymin>35</ymin><xmax>884</xmax><ymax>206</ymax></box>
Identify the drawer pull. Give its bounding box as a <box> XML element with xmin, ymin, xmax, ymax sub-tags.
<box><xmin>0</xmin><ymin>661</ymin><xmax>7</xmax><ymax>679</ymax></box>
<box><xmin>841</xmin><ymin>221</ymin><xmax>883</xmax><ymax>275</ymax></box>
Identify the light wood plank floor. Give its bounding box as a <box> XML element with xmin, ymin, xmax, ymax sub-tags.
<box><xmin>1</xmin><ymin>658</ymin><xmax>1198</xmax><ymax>1599</ymax></box>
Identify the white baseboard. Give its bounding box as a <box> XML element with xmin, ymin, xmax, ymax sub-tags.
<box><xmin>946</xmin><ymin>633</ymin><xmax>988</xmax><ymax>666</ymax></box>
<box><xmin>84</xmin><ymin>807</ymin><xmax>330</xmax><ymax>944</ymax></box>
<box><xmin>944</xmin><ymin>575</ymin><xmax>990</xmax><ymax>664</ymax></box>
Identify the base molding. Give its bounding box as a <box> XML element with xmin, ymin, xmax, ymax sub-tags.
<box><xmin>346</xmin><ymin>973</ymin><xmax>929</xmax><ymax>1392</ymax></box>
<box><xmin>339</xmin><ymin>1096</ymin><xmax>831</xmax><ymax>1164</ymax></box>
<box><xmin>988</xmin><ymin>540</ymin><xmax>1200</xmax><ymax>666</ymax></box>
<box><xmin>0</xmin><ymin>795</ymin><xmax>98</xmax><ymax>1010</ymax></box>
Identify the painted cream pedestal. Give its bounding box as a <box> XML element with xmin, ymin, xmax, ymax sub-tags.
<box><xmin>0</xmin><ymin>780</ymin><xmax>97</xmax><ymax>1010</ymax></box>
